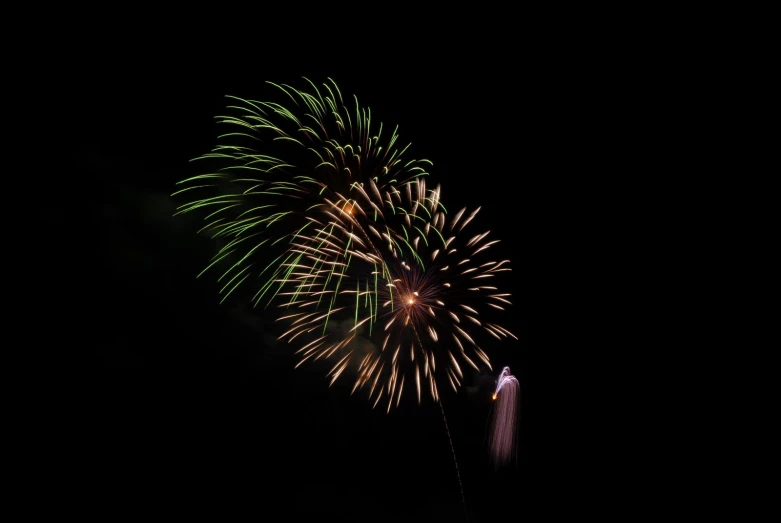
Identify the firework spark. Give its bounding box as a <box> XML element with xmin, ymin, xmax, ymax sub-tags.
<box><xmin>489</xmin><ymin>366</ymin><xmax>520</xmax><ymax>467</ymax></box>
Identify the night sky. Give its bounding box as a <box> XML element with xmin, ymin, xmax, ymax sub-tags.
<box><xmin>78</xmin><ymin>51</ymin><xmax>572</xmax><ymax>520</ymax></box>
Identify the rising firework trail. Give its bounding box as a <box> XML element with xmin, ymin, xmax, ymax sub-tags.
<box><xmin>489</xmin><ymin>366</ymin><xmax>521</xmax><ymax>467</ymax></box>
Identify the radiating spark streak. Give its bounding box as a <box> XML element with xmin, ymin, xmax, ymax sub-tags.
<box><xmin>472</xmin><ymin>240</ymin><xmax>501</xmax><ymax>256</ymax></box>
<box><xmin>372</xmin><ymin>391</ymin><xmax>383</xmax><ymax>409</ymax></box>
<box><xmin>396</xmin><ymin>375</ymin><xmax>405</xmax><ymax>407</ymax></box>
<box><xmin>460</xmin><ymin>304</ymin><xmax>479</xmax><ymax>315</ymax></box>
<box><xmin>460</xmin><ymin>350</ymin><xmax>480</xmax><ymax>371</ymax></box>
<box><xmin>368</xmin><ymin>362</ymin><xmax>385</xmax><ymax>398</ymax></box>
<box><xmin>466</xmin><ymin>232</ymin><xmax>490</xmax><ymax>247</ymax></box>
<box><xmin>447</xmin><ymin>369</ymin><xmax>458</xmax><ymax>392</ymax></box>
<box><xmin>294</xmin><ymin>335</ymin><xmax>329</xmax><ymax>355</ymax></box>
<box><xmin>484</xmin><ymin>326</ymin><xmax>502</xmax><ymax>340</ymax></box>
<box><xmin>474</xmin><ymin>347</ymin><xmax>492</xmax><ymax>369</ymax></box>
<box><xmin>459</xmin><ymin>207</ymin><xmax>480</xmax><ymax>231</ymax></box>
<box><xmin>452</xmin><ymin>334</ymin><xmax>465</xmax><ymax>353</ymax></box>
<box><xmin>448</xmin><ymin>351</ymin><xmax>463</xmax><ymax>378</ymax></box>
<box><xmin>329</xmin><ymin>355</ymin><xmax>353</xmax><ymax>384</ymax></box>
<box><xmin>454</xmin><ymin>324</ymin><xmax>476</xmax><ymax>346</ymax></box>
<box><xmin>450</xmin><ymin>208</ymin><xmax>466</xmax><ymax>231</ymax></box>
<box><xmin>416</xmin><ymin>364</ymin><xmax>421</xmax><ymax>404</ymax></box>
<box><xmin>489</xmin><ymin>324</ymin><xmax>518</xmax><ymax>340</ymax></box>
<box><xmin>464</xmin><ymin>315</ymin><xmax>482</xmax><ymax>326</ymax></box>
<box><xmin>295</xmin><ymin>342</ymin><xmax>327</xmax><ymax>367</ymax></box>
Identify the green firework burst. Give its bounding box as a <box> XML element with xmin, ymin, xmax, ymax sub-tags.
<box><xmin>172</xmin><ymin>77</ymin><xmax>433</xmax><ymax>309</ymax></box>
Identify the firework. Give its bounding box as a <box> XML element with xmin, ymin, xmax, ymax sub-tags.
<box><xmin>489</xmin><ymin>366</ymin><xmax>520</xmax><ymax>467</ymax></box>
<box><xmin>171</xmin><ymin>77</ymin><xmax>432</xmax><ymax>306</ymax></box>
<box><xmin>276</xmin><ymin>181</ymin><xmax>517</xmax><ymax>411</ymax></box>
<box><xmin>173</xmin><ymin>78</ymin><xmax>518</xmax><ymax>411</ymax></box>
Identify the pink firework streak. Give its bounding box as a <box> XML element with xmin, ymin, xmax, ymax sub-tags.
<box><xmin>489</xmin><ymin>366</ymin><xmax>520</xmax><ymax>467</ymax></box>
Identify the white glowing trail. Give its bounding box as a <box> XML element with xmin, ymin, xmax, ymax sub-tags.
<box><xmin>489</xmin><ymin>366</ymin><xmax>520</xmax><ymax>467</ymax></box>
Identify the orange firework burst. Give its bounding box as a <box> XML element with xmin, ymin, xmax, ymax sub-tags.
<box><xmin>276</xmin><ymin>181</ymin><xmax>517</xmax><ymax>411</ymax></box>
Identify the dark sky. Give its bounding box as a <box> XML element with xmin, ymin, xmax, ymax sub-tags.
<box><xmin>78</xmin><ymin>50</ymin><xmax>573</xmax><ymax>521</ymax></box>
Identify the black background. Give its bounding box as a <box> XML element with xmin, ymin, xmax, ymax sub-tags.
<box><xmin>70</xmin><ymin>36</ymin><xmax>624</xmax><ymax>520</ymax></box>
